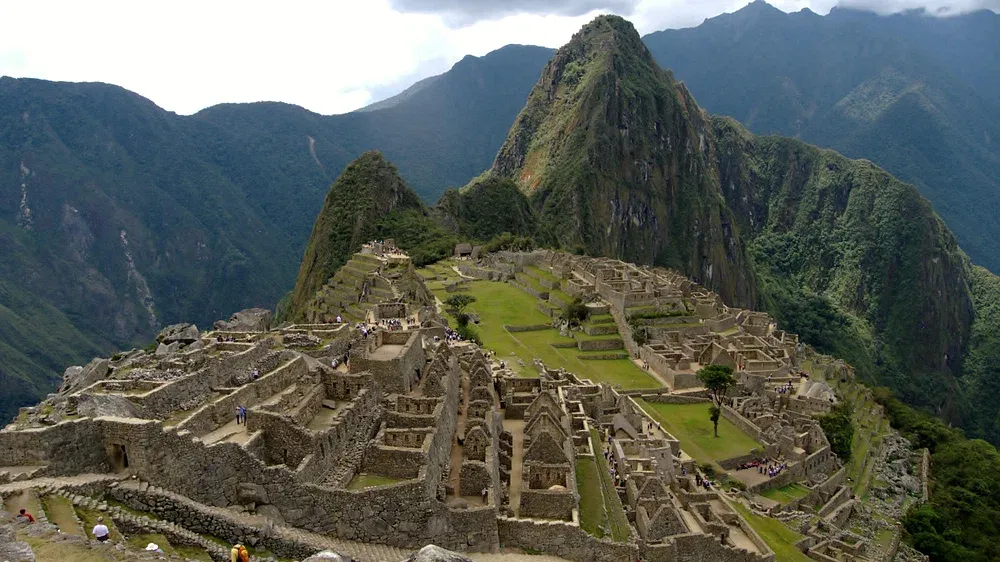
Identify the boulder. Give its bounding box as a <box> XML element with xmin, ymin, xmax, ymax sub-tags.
<box><xmin>157</xmin><ymin>323</ymin><xmax>200</xmax><ymax>344</ymax></box>
<box><xmin>403</xmin><ymin>545</ymin><xmax>474</xmax><ymax>562</ymax></box>
<box><xmin>155</xmin><ymin>342</ymin><xmax>180</xmax><ymax>357</ymax></box>
<box><xmin>213</xmin><ymin>308</ymin><xmax>272</xmax><ymax>332</ymax></box>
<box><xmin>76</xmin><ymin>394</ymin><xmax>144</xmax><ymax>419</ymax></box>
<box><xmin>0</xmin><ymin>523</ymin><xmax>35</xmax><ymax>562</ymax></box>
<box><xmin>257</xmin><ymin>504</ymin><xmax>285</xmax><ymax>525</ymax></box>
<box><xmin>302</xmin><ymin>551</ymin><xmax>352</xmax><ymax>561</ymax></box>
<box><xmin>237</xmin><ymin>482</ymin><xmax>269</xmax><ymax>505</ymax></box>
<box><xmin>62</xmin><ymin>358</ymin><xmax>109</xmax><ymax>393</ymax></box>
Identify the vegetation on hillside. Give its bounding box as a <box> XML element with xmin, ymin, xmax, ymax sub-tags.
<box><xmin>874</xmin><ymin>389</ymin><xmax>1000</xmax><ymax>562</ymax></box>
<box><xmin>287</xmin><ymin>151</ymin><xmax>423</xmax><ymax>320</ymax></box>
<box><xmin>643</xmin><ymin>2</ymin><xmax>1000</xmax><ymax>274</ymax></box>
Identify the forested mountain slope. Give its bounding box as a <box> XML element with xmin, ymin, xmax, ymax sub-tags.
<box><xmin>0</xmin><ymin>45</ymin><xmax>553</xmax><ymax>421</ymax></box>
<box><xmin>643</xmin><ymin>1</ymin><xmax>1000</xmax><ymax>273</ymax></box>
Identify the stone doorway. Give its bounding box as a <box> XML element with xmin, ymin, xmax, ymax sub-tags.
<box><xmin>109</xmin><ymin>443</ymin><xmax>130</xmax><ymax>472</ymax></box>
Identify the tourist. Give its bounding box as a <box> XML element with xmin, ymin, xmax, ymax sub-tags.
<box><xmin>252</xmin><ymin>368</ymin><xmax>259</xmax><ymax>381</ymax></box>
<box><xmin>235</xmin><ymin>405</ymin><xmax>242</xmax><ymax>425</ymax></box>
<box><xmin>16</xmin><ymin>508</ymin><xmax>34</xmax><ymax>523</ymax></box>
<box><xmin>481</xmin><ymin>487</ymin><xmax>488</xmax><ymax>503</ymax></box>
<box><xmin>93</xmin><ymin>516</ymin><xmax>110</xmax><ymax>542</ymax></box>
<box><xmin>230</xmin><ymin>543</ymin><xmax>250</xmax><ymax>562</ymax></box>
<box><xmin>240</xmin><ymin>406</ymin><xmax>248</xmax><ymax>425</ymax></box>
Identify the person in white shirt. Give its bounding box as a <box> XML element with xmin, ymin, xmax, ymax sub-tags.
<box><xmin>92</xmin><ymin>516</ymin><xmax>110</xmax><ymax>542</ymax></box>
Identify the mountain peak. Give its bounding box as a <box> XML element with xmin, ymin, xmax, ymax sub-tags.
<box><xmin>287</xmin><ymin>151</ymin><xmax>423</xmax><ymax>319</ymax></box>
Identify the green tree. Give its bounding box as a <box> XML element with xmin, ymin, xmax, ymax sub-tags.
<box><xmin>445</xmin><ymin>294</ymin><xmax>477</xmax><ymax>317</ymax></box>
<box><xmin>563</xmin><ymin>298</ymin><xmax>590</xmax><ymax>327</ymax></box>
<box><xmin>697</xmin><ymin>364</ymin><xmax>736</xmax><ymax>437</ymax></box>
<box><xmin>816</xmin><ymin>402</ymin><xmax>854</xmax><ymax>461</ymax></box>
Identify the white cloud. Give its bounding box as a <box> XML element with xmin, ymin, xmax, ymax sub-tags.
<box><xmin>0</xmin><ymin>0</ymin><xmax>993</xmax><ymax>115</ymax></box>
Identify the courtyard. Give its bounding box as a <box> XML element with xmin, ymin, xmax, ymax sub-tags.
<box><xmin>636</xmin><ymin>400</ymin><xmax>762</xmax><ymax>467</ymax></box>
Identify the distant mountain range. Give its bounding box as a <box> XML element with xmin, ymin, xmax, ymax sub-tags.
<box><xmin>2</xmin><ymin>2</ymin><xmax>999</xmax><ymax>431</ymax></box>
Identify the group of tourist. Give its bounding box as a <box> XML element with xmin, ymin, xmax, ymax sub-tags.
<box><xmin>604</xmin><ymin>435</ymin><xmax>632</xmax><ymax>489</ymax></box>
<box><xmin>765</xmin><ymin>462</ymin><xmax>788</xmax><ymax>478</ymax></box>
<box><xmin>694</xmin><ymin>473</ymin><xmax>714</xmax><ymax>490</ymax></box>
<box><xmin>379</xmin><ymin>318</ymin><xmax>408</xmax><ymax>331</ymax></box>
<box><xmin>735</xmin><ymin>457</ymin><xmax>787</xmax><ymax>478</ymax></box>
<box><xmin>215</xmin><ymin>334</ymin><xmax>242</xmax><ymax>343</ymax></box>
<box><xmin>235</xmin><ymin>405</ymin><xmax>248</xmax><ymax>425</ymax></box>
<box><xmin>775</xmin><ymin>381</ymin><xmax>795</xmax><ymax>394</ymax></box>
<box><xmin>736</xmin><ymin>458</ymin><xmax>769</xmax><ymax>471</ymax></box>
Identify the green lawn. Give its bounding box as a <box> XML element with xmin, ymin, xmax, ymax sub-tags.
<box><xmin>636</xmin><ymin>401</ymin><xmax>762</xmax><ymax>466</ymax></box>
<box><xmin>589</xmin><ymin>429</ymin><xmax>631</xmax><ymax>541</ymax></box>
<box><xmin>576</xmin><ymin>458</ymin><xmax>608</xmax><ymax>538</ymax></box>
<box><xmin>427</xmin><ymin>279</ymin><xmax>660</xmax><ymax>389</ymax></box>
<box><xmin>347</xmin><ymin>473</ymin><xmax>405</xmax><ymax>490</ymax></box>
<box><xmin>732</xmin><ymin>502</ymin><xmax>811</xmax><ymax>562</ymax></box>
<box><xmin>761</xmin><ymin>483</ymin><xmax>812</xmax><ymax>504</ymax></box>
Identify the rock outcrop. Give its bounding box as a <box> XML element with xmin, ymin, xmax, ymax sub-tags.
<box><xmin>213</xmin><ymin>308</ymin><xmax>273</xmax><ymax>332</ymax></box>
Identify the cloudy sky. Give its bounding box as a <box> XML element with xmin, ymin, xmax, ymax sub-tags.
<box><xmin>0</xmin><ymin>0</ymin><xmax>996</xmax><ymax>115</ymax></box>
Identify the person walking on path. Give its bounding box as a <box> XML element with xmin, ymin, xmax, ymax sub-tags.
<box><xmin>230</xmin><ymin>543</ymin><xmax>249</xmax><ymax>562</ymax></box>
<box><xmin>93</xmin><ymin>516</ymin><xmax>110</xmax><ymax>542</ymax></box>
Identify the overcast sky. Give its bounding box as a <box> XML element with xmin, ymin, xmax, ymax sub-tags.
<box><xmin>0</xmin><ymin>0</ymin><xmax>996</xmax><ymax>115</ymax></box>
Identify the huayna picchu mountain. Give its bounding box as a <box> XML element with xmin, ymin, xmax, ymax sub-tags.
<box><xmin>320</xmin><ymin>15</ymin><xmax>997</xmax><ymax>444</ymax></box>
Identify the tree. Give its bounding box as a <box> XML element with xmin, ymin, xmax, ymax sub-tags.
<box><xmin>444</xmin><ymin>294</ymin><xmax>477</xmax><ymax>317</ymax></box>
<box><xmin>697</xmin><ymin>364</ymin><xmax>736</xmax><ymax>437</ymax></box>
<box><xmin>817</xmin><ymin>402</ymin><xmax>854</xmax><ymax>461</ymax></box>
<box><xmin>563</xmin><ymin>297</ymin><xmax>590</xmax><ymax>327</ymax></box>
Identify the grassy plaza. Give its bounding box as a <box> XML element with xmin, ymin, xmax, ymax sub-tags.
<box><xmin>636</xmin><ymin>400</ymin><xmax>762</xmax><ymax>466</ymax></box>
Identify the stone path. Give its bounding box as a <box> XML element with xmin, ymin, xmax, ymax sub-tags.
<box><xmin>0</xmin><ymin>473</ymin><xmax>123</xmax><ymax>495</ymax></box>
<box><xmin>503</xmin><ymin>419</ymin><xmax>526</xmax><ymax>516</ymax></box>
<box><xmin>201</xmin><ymin>417</ymin><xmax>249</xmax><ymax>445</ymax></box>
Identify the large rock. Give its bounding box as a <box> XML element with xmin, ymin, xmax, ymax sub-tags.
<box><xmin>76</xmin><ymin>394</ymin><xmax>144</xmax><ymax>419</ymax></box>
<box><xmin>237</xmin><ymin>482</ymin><xmax>269</xmax><ymax>505</ymax></box>
<box><xmin>0</xmin><ymin>522</ymin><xmax>35</xmax><ymax>561</ymax></box>
<box><xmin>403</xmin><ymin>546</ymin><xmax>474</xmax><ymax>562</ymax></box>
<box><xmin>213</xmin><ymin>308</ymin><xmax>273</xmax><ymax>332</ymax></box>
<box><xmin>61</xmin><ymin>358</ymin><xmax>109</xmax><ymax>394</ymax></box>
<box><xmin>155</xmin><ymin>341</ymin><xmax>180</xmax><ymax>357</ymax></box>
<box><xmin>157</xmin><ymin>323</ymin><xmax>200</xmax><ymax>344</ymax></box>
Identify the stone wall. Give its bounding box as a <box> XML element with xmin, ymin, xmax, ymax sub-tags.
<box><xmin>722</xmin><ymin>405</ymin><xmax>765</xmax><ymax>443</ymax></box>
<box><xmin>0</xmin><ymin>418</ymin><xmax>107</xmax><ymax>474</ymax></box>
<box><xmin>577</xmin><ymin>338</ymin><xmax>624</xmax><ymax>352</ymax></box>
<box><xmin>131</xmin><ymin>341</ymin><xmax>277</xmax><ymax>417</ymax></box>
<box><xmin>459</xmin><ymin>461</ymin><xmax>491</xmax><ymax>497</ymax></box>
<box><xmin>497</xmin><ymin>516</ymin><xmax>637</xmax><ymax>562</ymax></box>
<box><xmin>177</xmin><ymin>356</ymin><xmax>307</xmax><ymax>436</ymax></box>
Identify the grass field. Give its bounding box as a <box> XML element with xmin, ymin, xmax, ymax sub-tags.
<box><xmin>589</xmin><ymin>429</ymin><xmax>631</xmax><ymax>541</ymax></box>
<box><xmin>636</xmin><ymin>401</ymin><xmax>762</xmax><ymax>466</ymax></box>
<box><xmin>761</xmin><ymin>483</ymin><xmax>812</xmax><ymax>504</ymax></box>
<box><xmin>732</xmin><ymin>502</ymin><xmax>811</xmax><ymax>562</ymax></box>
<box><xmin>347</xmin><ymin>473</ymin><xmax>405</xmax><ymax>490</ymax></box>
<box><xmin>426</xmin><ymin>279</ymin><xmax>660</xmax><ymax>389</ymax></box>
<box><xmin>576</xmin><ymin>457</ymin><xmax>608</xmax><ymax>538</ymax></box>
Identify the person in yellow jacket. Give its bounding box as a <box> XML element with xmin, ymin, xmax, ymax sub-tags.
<box><xmin>230</xmin><ymin>543</ymin><xmax>249</xmax><ymax>562</ymax></box>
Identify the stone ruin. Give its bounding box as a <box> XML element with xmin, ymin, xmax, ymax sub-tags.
<box><xmin>0</xmin><ymin>247</ymin><xmax>910</xmax><ymax>562</ymax></box>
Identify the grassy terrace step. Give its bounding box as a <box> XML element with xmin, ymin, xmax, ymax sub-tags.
<box><xmin>589</xmin><ymin>314</ymin><xmax>616</xmax><ymax>325</ymax></box>
<box><xmin>589</xmin><ymin>428</ymin><xmax>631</xmax><ymax>541</ymax></box>
<box><xmin>77</xmin><ymin>505</ymin><xmax>123</xmax><ymax>541</ymax></box>
<box><xmin>525</xmin><ymin>266</ymin><xmax>560</xmax><ymax>283</ymax></box>
<box><xmin>576</xmin><ymin>457</ymin><xmax>609</xmax><ymax>538</ymax></box>
<box><xmin>41</xmin><ymin>494</ymin><xmax>83</xmax><ymax>536</ymax></box>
